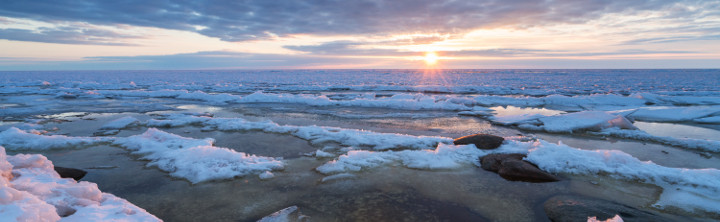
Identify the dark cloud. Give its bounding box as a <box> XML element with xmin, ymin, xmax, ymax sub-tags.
<box><xmin>0</xmin><ymin>0</ymin><xmax>705</xmax><ymax>42</ymax></box>
<box><xmin>0</xmin><ymin>26</ymin><xmax>139</xmax><ymax>45</ymax></box>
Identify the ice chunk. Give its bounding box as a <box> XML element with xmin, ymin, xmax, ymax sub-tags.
<box><xmin>628</xmin><ymin>106</ymin><xmax>720</xmax><ymax>122</ymax></box>
<box><xmin>113</xmin><ymin>128</ymin><xmax>284</xmax><ymax>183</ymax></box>
<box><xmin>0</xmin><ymin>127</ymin><xmax>108</xmax><ymax>150</ymax></box>
<box><xmin>529</xmin><ymin>111</ymin><xmax>636</xmax><ymax>133</ymax></box>
<box><xmin>100</xmin><ymin>116</ymin><xmax>140</xmax><ymax>129</ymax></box>
<box><xmin>148</xmin><ymin>115</ymin><xmax>452</xmax><ymax>150</ymax></box>
<box><xmin>259</xmin><ymin>171</ymin><xmax>275</xmax><ymax>180</ymax></box>
<box><xmin>490</xmin><ymin>114</ymin><xmax>545</xmax><ymax>125</ymax></box>
<box><xmin>257</xmin><ymin>205</ymin><xmax>304</xmax><ymax>222</ymax></box>
<box><xmin>316</xmin><ymin>140</ymin><xmax>536</xmax><ymax>175</ymax></box>
<box><xmin>694</xmin><ymin>116</ymin><xmax>720</xmax><ymax>124</ymax></box>
<box><xmin>592</xmin><ymin>128</ymin><xmax>720</xmax><ymax>152</ymax></box>
<box><xmin>315</xmin><ymin>150</ymin><xmax>335</xmax><ymax>158</ymax></box>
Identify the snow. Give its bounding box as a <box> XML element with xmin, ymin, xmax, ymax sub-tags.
<box><xmin>100</xmin><ymin>116</ymin><xmax>140</xmax><ymax>129</ymax></box>
<box><xmin>534</xmin><ymin>111</ymin><xmax>637</xmax><ymax>133</ymax></box>
<box><xmin>0</xmin><ymin>146</ymin><xmax>160</xmax><ymax>221</ymax></box>
<box><xmin>525</xmin><ymin>141</ymin><xmax>720</xmax><ymax>213</ymax></box>
<box><xmin>315</xmin><ymin>140</ymin><xmax>535</xmax><ymax>175</ymax></box>
<box><xmin>490</xmin><ymin>113</ymin><xmax>546</xmax><ymax>125</ymax></box>
<box><xmin>493</xmin><ymin>111</ymin><xmax>638</xmax><ymax>133</ymax></box>
<box><xmin>148</xmin><ymin>114</ymin><xmax>452</xmax><ymax>150</ymax></box>
<box><xmin>113</xmin><ymin>128</ymin><xmax>284</xmax><ymax>183</ymax></box>
<box><xmin>0</xmin><ymin>127</ymin><xmax>109</xmax><ymax>150</ymax></box>
<box><xmin>315</xmin><ymin>150</ymin><xmax>335</xmax><ymax>158</ymax></box>
<box><xmin>259</xmin><ymin>171</ymin><xmax>275</xmax><ymax>180</ymax></box>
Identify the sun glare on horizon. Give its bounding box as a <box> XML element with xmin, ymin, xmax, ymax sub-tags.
<box><xmin>424</xmin><ymin>51</ymin><xmax>439</xmax><ymax>66</ymax></box>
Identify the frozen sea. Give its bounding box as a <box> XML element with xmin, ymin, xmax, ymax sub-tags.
<box><xmin>1</xmin><ymin>69</ymin><xmax>720</xmax><ymax>221</ymax></box>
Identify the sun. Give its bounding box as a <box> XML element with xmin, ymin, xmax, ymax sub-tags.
<box><xmin>424</xmin><ymin>51</ymin><xmax>439</xmax><ymax>65</ymax></box>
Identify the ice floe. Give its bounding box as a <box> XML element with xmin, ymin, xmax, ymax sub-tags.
<box><xmin>525</xmin><ymin>141</ymin><xmax>720</xmax><ymax>213</ymax></box>
<box><xmin>592</xmin><ymin>128</ymin><xmax>720</xmax><ymax>153</ymax></box>
<box><xmin>626</xmin><ymin>106</ymin><xmax>720</xmax><ymax>122</ymax></box>
<box><xmin>113</xmin><ymin>128</ymin><xmax>285</xmax><ymax>184</ymax></box>
<box><xmin>0</xmin><ymin>127</ymin><xmax>109</xmax><ymax>150</ymax></box>
<box><xmin>0</xmin><ymin>146</ymin><xmax>160</xmax><ymax>221</ymax></box>
<box><xmin>148</xmin><ymin>114</ymin><xmax>451</xmax><ymax>150</ymax></box>
<box><xmin>315</xmin><ymin>140</ymin><xmax>534</xmax><ymax>175</ymax></box>
<box><xmin>490</xmin><ymin>111</ymin><xmax>637</xmax><ymax>133</ymax></box>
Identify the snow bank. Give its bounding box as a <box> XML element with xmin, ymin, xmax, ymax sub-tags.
<box><xmin>100</xmin><ymin>116</ymin><xmax>140</xmax><ymax>129</ymax></box>
<box><xmin>0</xmin><ymin>146</ymin><xmax>160</xmax><ymax>221</ymax></box>
<box><xmin>525</xmin><ymin>141</ymin><xmax>720</xmax><ymax>213</ymax></box>
<box><xmin>113</xmin><ymin>128</ymin><xmax>284</xmax><ymax>183</ymax></box>
<box><xmin>0</xmin><ymin>127</ymin><xmax>109</xmax><ymax>150</ymax></box>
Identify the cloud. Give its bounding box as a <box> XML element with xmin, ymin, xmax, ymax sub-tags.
<box><xmin>284</xmin><ymin>41</ymin><xmax>412</xmax><ymax>56</ymax></box>
<box><xmin>72</xmin><ymin>51</ymin><xmax>394</xmax><ymax>69</ymax></box>
<box><xmin>284</xmin><ymin>40</ymin><xmax>698</xmax><ymax>57</ymax></box>
<box><xmin>622</xmin><ymin>35</ymin><xmax>720</xmax><ymax>45</ymax></box>
<box><xmin>0</xmin><ymin>26</ymin><xmax>139</xmax><ymax>45</ymax></box>
<box><xmin>0</xmin><ymin>0</ymin><xmax>709</xmax><ymax>42</ymax></box>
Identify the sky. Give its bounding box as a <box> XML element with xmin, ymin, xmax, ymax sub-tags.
<box><xmin>0</xmin><ymin>0</ymin><xmax>719</xmax><ymax>70</ymax></box>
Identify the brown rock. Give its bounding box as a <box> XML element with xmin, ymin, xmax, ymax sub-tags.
<box><xmin>453</xmin><ymin>134</ymin><xmax>504</xmax><ymax>149</ymax></box>
<box><xmin>479</xmin><ymin>153</ymin><xmax>559</xmax><ymax>183</ymax></box>
<box><xmin>479</xmin><ymin>153</ymin><xmax>525</xmax><ymax>172</ymax></box>
<box><xmin>497</xmin><ymin>159</ymin><xmax>559</xmax><ymax>182</ymax></box>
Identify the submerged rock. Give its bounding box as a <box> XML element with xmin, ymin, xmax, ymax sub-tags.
<box><xmin>479</xmin><ymin>153</ymin><xmax>559</xmax><ymax>183</ymax></box>
<box><xmin>453</xmin><ymin>134</ymin><xmax>504</xmax><ymax>149</ymax></box>
<box><xmin>543</xmin><ymin>195</ymin><xmax>667</xmax><ymax>222</ymax></box>
<box><xmin>54</xmin><ymin>167</ymin><xmax>87</xmax><ymax>181</ymax></box>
